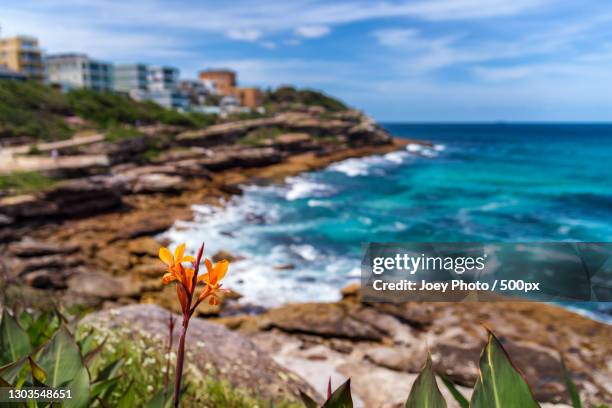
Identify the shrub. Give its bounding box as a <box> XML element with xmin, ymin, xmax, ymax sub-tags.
<box><xmin>264</xmin><ymin>86</ymin><xmax>347</xmax><ymax>112</ymax></box>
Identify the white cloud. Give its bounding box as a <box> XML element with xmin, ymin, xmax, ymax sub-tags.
<box><xmin>295</xmin><ymin>25</ymin><xmax>330</xmax><ymax>38</ymax></box>
<box><xmin>373</xmin><ymin>29</ymin><xmax>427</xmax><ymax>48</ymax></box>
<box><xmin>226</xmin><ymin>29</ymin><xmax>262</xmax><ymax>42</ymax></box>
<box><xmin>259</xmin><ymin>41</ymin><xmax>277</xmax><ymax>49</ymax></box>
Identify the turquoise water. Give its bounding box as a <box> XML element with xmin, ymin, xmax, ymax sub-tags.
<box><xmin>165</xmin><ymin>123</ymin><xmax>612</xmax><ymax>321</ymax></box>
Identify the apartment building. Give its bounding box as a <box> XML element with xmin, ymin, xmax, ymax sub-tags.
<box><xmin>0</xmin><ymin>66</ymin><xmax>26</xmax><ymax>81</ymax></box>
<box><xmin>234</xmin><ymin>87</ymin><xmax>262</xmax><ymax>109</ymax></box>
<box><xmin>114</xmin><ymin>63</ymin><xmax>149</xmax><ymax>92</ymax></box>
<box><xmin>114</xmin><ymin>63</ymin><xmax>187</xmax><ymax>109</ymax></box>
<box><xmin>0</xmin><ymin>36</ymin><xmax>44</xmax><ymax>81</ymax></box>
<box><xmin>45</xmin><ymin>53</ymin><xmax>113</xmax><ymax>91</ymax></box>
<box><xmin>178</xmin><ymin>79</ymin><xmax>216</xmax><ymax>105</ymax></box>
<box><xmin>198</xmin><ymin>69</ymin><xmax>236</xmax><ymax>96</ymax></box>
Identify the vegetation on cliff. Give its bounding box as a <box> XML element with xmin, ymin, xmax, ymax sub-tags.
<box><xmin>263</xmin><ymin>86</ymin><xmax>348</xmax><ymax>113</ymax></box>
<box><xmin>0</xmin><ymin>81</ymin><xmax>350</xmax><ymax>145</ymax></box>
<box><xmin>0</xmin><ymin>82</ymin><xmax>216</xmax><ymax>143</ymax></box>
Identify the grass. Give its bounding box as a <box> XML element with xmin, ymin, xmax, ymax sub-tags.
<box><xmin>0</xmin><ymin>81</ymin><xmax>72</xmax><ymax>141</ymax></box>
<box><xmin>0</xmin><ymin>171</ymin><xmax>56</xmax><ymax>194</ymax></box>
<box><xmin>239</xmin><ymin>126</ymin><xmax>285</xmax><ymax>146</ymax></box>
<box><xmin>104</xmin><ymin>125</ymin><xmax>145</xmax><ymax>143</ymax></box>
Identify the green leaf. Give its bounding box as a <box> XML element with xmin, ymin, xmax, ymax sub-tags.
<box><xmin>94</xmin><ymin>358</ymin><xmax>123</xmax><ymax>382</ymax></box>
<box><xmin>28</xmin><ymin>357</ymin><xmax>47</xmax><ymax>386</ymax></box>
<box><xmin>470</xmin><ymin>332</ymin><xmax>541</xmax><ymax>408</ymax></box>
<box><xmin>90</xmin><ymin>376</ymin><xmax>121</xmax><ymax>400</ymax></box>
<box><xmin>405</xmin><ymin>355</ymin><xmax>447</xmax><ymax>408</ymax></box>
<box><xmin>78</xmin><ymin>329</ymin><xmax>96</xmax><ymax>357</ymax></box>
<box><xmin>561</xmin><ymin>357</ymin><xmax>582</xmax><ymax>408</ymax></box>
<box><xmin>116</xmin><ymin>382</ymin><xmax>136</xmax><ymax>408</ymax></box>
<box><xmin>440</xmin><ymin>376</ymin><xmax>468</xmax><ymax>408</ymax></box>
<box><xmin>299</xmin><ymin>390</ymin><xmax>319</xmax><ymax>408</ymax></box>
<box><xmin>0</xmin><ymin>309</ymin><xmax>32</xmax><ymax>365</ymax></box>
<box><xmin>0</xmin><ymin>356</ymin><xmax>27</xmax><ymax>384</ymax></box>
<box><xmin>146</xmin><ymin>389</ymin><xmax>174</xmax><ymax>408</ymax></box>
<box><xmin>63</xmin><ymin>366</ymin><xmax>90</xmax><ymax>408</ymax></box>
<box><xmin>36</xmin><ymin>326</ymin><xmax>83</xmax><ymax>388</ymax></box>
<box><xmin>323</xmin><ymin>379</ymin><xmax>353</xmax><ymax>408</ymax></box>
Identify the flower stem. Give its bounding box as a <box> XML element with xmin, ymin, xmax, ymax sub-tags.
<box><xmin>173</xmin><ymin>317</ymin><xmax>189</xmax><ymax>407</ymax></box>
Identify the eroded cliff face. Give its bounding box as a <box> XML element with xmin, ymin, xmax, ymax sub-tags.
<box><xmin>0</xmin><ymin>108</ymin><xmax>407</xmax><ymax>307</ymax></box>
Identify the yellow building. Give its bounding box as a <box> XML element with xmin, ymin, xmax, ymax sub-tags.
<box><xmin>0</xmin><ymin>36</ymin><xmax>44</xmax><ymax>81</ymax></box>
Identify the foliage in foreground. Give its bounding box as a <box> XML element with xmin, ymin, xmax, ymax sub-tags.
<box><xmin>300</xmin><ymin>331</ymin><xmax>604</xmax><ymax>408</ymax></box>
<box><xmin>0</xmin><ymin>308</ymin><xmax>298</xmax><ymax>407</ymax></box>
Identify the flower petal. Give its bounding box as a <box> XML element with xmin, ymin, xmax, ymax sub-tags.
<box><xmin>204</xmin><ymin>258</ymin><xmax>213</xmax><ymax>273</ymax></box>
<box><xmin>159</xmin><ymin>247</ymin><xmax>174</xmax><ymax>266</ymax></box>
<box><xmin>174</xmin><ymin>243</ymin><xmax>186</xmax><ymax>262</ymax></box>
<box><xmin>214</xmin><ymin>260</ymin><xmax>229</xmax><ymax>282</ymax></box>
<box><xmin>184</xmin><ymin>268</ymin><xmax>195</xmax><ymax>292</ymax></box>
<box><xmin>197</xmin><ymin>272</ymin><xmax>210</xmax><ymax>284</ymax></box>
<box><xmin>162</xmin><ymin>273</ymin><xmax>176</xmax><ymax>284</ymax></box>
<box><xmin>183</xmin><ymin>255</ymin><xmax>196</xmax><ymax>264</ymax></box>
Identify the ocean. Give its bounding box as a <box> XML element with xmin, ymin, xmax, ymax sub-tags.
<box><xmin>163</xmin><ymin>123</ymin><xmax>612</xmax><ymax>322</ymax></box>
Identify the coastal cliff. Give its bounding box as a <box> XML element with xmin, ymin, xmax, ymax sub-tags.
<box><xmin>1</xmin><ymin>84</ymin><xmax>610</xmax><ymax>407</ymax></box>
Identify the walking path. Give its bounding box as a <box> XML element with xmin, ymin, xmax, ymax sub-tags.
<box><xmin>0</xmin><ymin>134</ymin><xmax>107</xmax><ymax>174</ymax></box>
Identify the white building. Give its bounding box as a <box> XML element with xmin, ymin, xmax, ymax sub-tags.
<box><xmin>45</xmin><ymin>53</ymin><xmax>113</xmax><ymax>91</ymax></box>
<box><xmin>114</xmin><ymin>63</ymin><xmax>188</xmax><ymax>109</ymax></box>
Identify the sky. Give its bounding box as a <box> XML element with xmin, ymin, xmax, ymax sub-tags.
<box><xmin>2</xmin><ymin>0</ymin><xmax>612</xmax><ymax>122</ymax></box>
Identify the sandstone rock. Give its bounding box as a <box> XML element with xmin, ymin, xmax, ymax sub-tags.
<box><xmin>18</xmin><ymin>254</ymin><xmax>83</xmax><ymax>275</ymax></box>
<box><xmin>127</xmin><ymin>237</ymin><xmax>161</xmax><ymax>257</ymax></box>
<box><xmin>364</xmin><ymin>345</ymin><xmax>426</xmax><ymax>373</ymax></box>
<box><xmin>340</xmin><ymin>282</ymin><xmax>361</xmax><ymax>299</ymax></box>
<box><xmin>0</xmin><ymin>194</ymin><xmax>57</xmax><ymax>219</ymax></box>
<box><xmin>178</xmin><ymin>117</ymin><xmax>282</xmax><ymax>147</ymax></box>
<box><xmin>136</xmin><ymin>124</ymin><xmax>185</xmax><ymax>136</ymax></box>
<box><xmin>211</xmin><ymin>249</ymin><xmax>241</xmax><ymax>263</ymax></box>
<box><xmin>79</xmin><ymin>304</ymin><xmax>318</xmax><ymax>403</ymax></box>
<box><xmin>8</xmin><ymin>238</ymin><xmax>79</xmax><ymax>257</ymax></box>
<box><xmin>272</xmin><ymin>133</ymin><xmax>312</xmax><ymax>151</ymax></box>
<box><xmin>273</xmin><ymin>263</ymin><xmax>295</xmax><ymax>270</ymax></box>
<box><xmin>23</xmin><ymin>269</ymin><xmax>67</xmax><ymax>289</ymax></box>
<box><xmin>67</xmin><ymin>271</ymin><xmax>142</xmax><ymax>299</ymax></box>
<box><xmin>44</xmin><ymin>177</ymin><xmax>124</xmax><ymax>217</ymax></box>
<box><xmin>106</xmin><ymin>136</ymin><xmax>150</xmax><ymax>165</ymax></box>
<box><xmin>262</xmin><ymin>302</ymin><xmax>384</xmax><ymax>341</ymax></box>
<box><xmin>198</xmin><ymin>147</ymin><xmax>283</xmax><ymax>171</ymax></box>
<box><xmin>132</xmin><ymin>173</ymin><xmax>183</xmax><ymax>194</ymax></box>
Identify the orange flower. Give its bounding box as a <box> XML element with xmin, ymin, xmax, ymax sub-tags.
<box><xmin>197</xmin><ymin>259</ymin><xmax>229</xmax><ymax>305</ymax></box>
<box><xmin>159</xmin><ymin>243</ymin><xmax>196</xmax><ymax>288</ymax></box>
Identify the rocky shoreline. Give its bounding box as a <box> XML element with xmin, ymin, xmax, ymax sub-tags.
<box><xmin>1</xmin><ymin>107</ymin><xmax>611</xmax><ymax>407</ymax></box>
<box><xmin>0</xmin><ymin>107</ymin><xmax>412</xmax><ymax>308</ymax></box>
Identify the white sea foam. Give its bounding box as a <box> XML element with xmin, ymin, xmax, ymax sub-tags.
<box><xmin>285</xmin><ymin>176</ymin><xmax>333</xmax><ymax>200</ymax></box>
<box><xmin>406</xmin><ymin>143</ymin><xmax>424</xmax><ymax>152</ymax></box>
<box><xmin>307</xmin><ymin>199</ymin><xmax>335</xmax><ymax>208</ymax></box>
<box><xmin>329</xmin><ymin>158</ymin><xmax>372</xmax><ymax>176</ymax></box>
<box><xmin>384</xmin><ymin>151</ymin><xmax>409</xmax><ymax>164</ymax></box>
<box><xmin>290</xmin><ymin>244</ymin><xmax>319</xmax><ymax>261</ymax></box>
